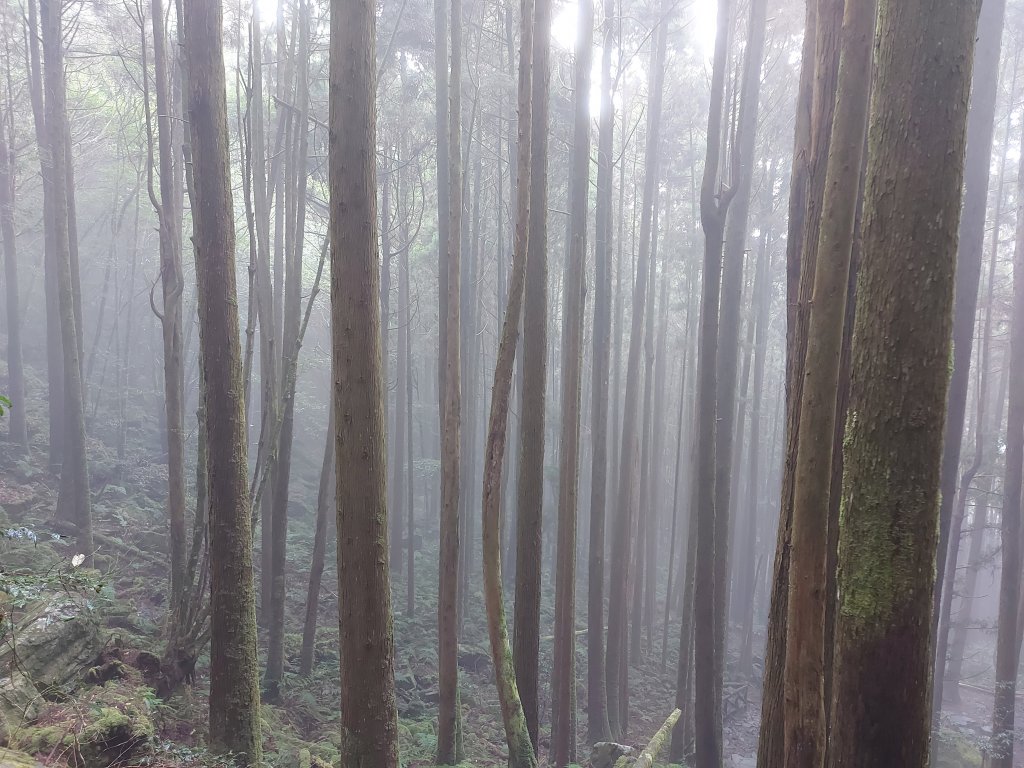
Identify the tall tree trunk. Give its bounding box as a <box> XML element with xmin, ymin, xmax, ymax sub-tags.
<box><xmin>26</xmin><ymin>0</ymin><xmax>63</xmax><ymax>472</ymax></box>
<box><xmin>437</xmin><ymin>0</ymin><xmax>463</xmax><ymax>755</ymax></box>
<box><xmin>482</xmin><ymin>2</ymin><xmax>537</xmax><ymax>764</ymax></box>
<box><xmin>826</xmin><ymin>0</ymin><xmax>980</xmax><ymax>764</ymax></box>
<box><xmin>691</xmin><ymin>0</ymin><xmax>735</xmax><ymax>762</ymax></box>
<box><xmin>513</xmin><ymin>0</ymin><xmax>550</xmax><ymax>746</ymax></box>
<box><xmin>147</xmin><ymin>0</ymin><xmax>189</xmax><ymax>651</ymax></box>
<box><xmin>330</xmin><ymin>0</ymin><xmax>400</xmax><ymax>762</ymax></box>
<box><xmin>586</xmin><ymin>0</ymin><xmax>616</xmax><ymax>741</ymax></box>
<box><xmin>989</xmin><ymin>106</ymin><xmax>1024</xmax><ymax>768</ymax></box>
<box><xmin>552</xmin><ymin>0</ymin><xmax>593</xmax><ymax>760</ymax></box>
<box><xmin>783</xmin><ymin>0</ymin><xmax>873</xmax><ymax>762</ymax></box>
<box><xmin>932</xmin><ymin>0</ymin><xmax>1008</xmax><ymax>716</ymax></box>
<box><xmin>607</xmin><ymin>0</ymin><xmax>667</xmax><ymax>737</ymax></box>
<box><xmin>757</xmin><ymin>0</ymin><xmax>843</xmax><ymax>760</ymax></box>
<box><xmin>0</xmin><ymin>112</ymin><xmax>26</xmax><ymax>451</ymax></box>
<box><xmin>42</xmin><ymin>0</ymin><xmax>92</xmax><ymax>563</ymax></box>
<box><xmin>182</xmin><ymin>0</ymin><xmax>262</xmax><ymax>761</ymax></box>
<box><xmin>713</xmin><ymin>0</ymin><xmax>768</xmax><ymax>682</ymax></box>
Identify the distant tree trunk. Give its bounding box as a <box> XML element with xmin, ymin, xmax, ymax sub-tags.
<box><xmin>481</xmin><ymin>1</ymin><xmax>537</xmax><ymax>763</ymax></box>
<box><xmin>989</xmin><ymin>107</ymin><xmax>1024</xmax><ymax>768</ymax></box>
<box><xmin>26</xmin><ymin>0</ymin><xmax>63</xmax><ymax>473</ymax></box>
<box><xmin>437</xmin><ymin>0</ymin><xmax>463</xmax><ymax>756</ymax></box>
<box><xmin>932</xmin><ymin>0</ymin><xmax>1007</xmax><ymax>716</ymax></box>
<box><xmin>713</xmin><ymin>0</ymin><xmax>767</xmax><ymax>681</ymax></box>
<box><xmin>0</xmin><ymin>112</ymin><xmax>26</xmax><ymax>451</ymax></box>
<box><xmin>690</xmin><ymin>0</ymin><xmax>735</xmax><ymax>763</ymax></box>
<box><xmin>783</xmin><ymin>0</ymin><xmax>873</xmax><ymax>763</ymax></box>
<box><xmin>757</xmin><ymin>0</ymin><xmax>843</xmax><ymax>761</ymax></box>
<box><xmin>434</xmin><ymin>0</ymin><xmax>450</xmax><ymax>425</ymax></box>
<box><xmin>607</xmin><ymin>0</ymin><xmax>667</xmax><ymax>737</ymax></box>
<box><xmin>826</xmin><ymin>0</ymin><xmax>980</xmax><ymax>764</ymax></box>
<box><xmin>329</xmin><ymin>0</ymin><xmax>400</xmax><ymax>763</ymax></box>
<box><xmin>42</xmin><ymin>0</ymin><xmax>92</xmax><ymax>562</ymax></box>
<box><xmin>552</xmin><ymin>0</ymin><xmax>593</xmax><ymax>761</ymax></box>
<box><xmin>265</xmin><ymin>1</ymin><xmax>310</xmax><ymax>702</ymax></box>
<box><xmin>513</xmin><ymin>0</ymin><xmax>550</xmax><ymax>746</ymax></box>
<box><xmin>300</xmin><ymin>410</ymin><xmax>335</xmax><ymax>678</ymax></box>
<box><xmin>586</xmin><ymin>0</ymin><xmax>615</xmax><ymax>742</ymax></box>
<box><xmin>146</xmin><ymin>0</ymin><xmax>189</xmax><ymax>649</ymax></box>
<box><xmin>182</xmin><ymin>0</ymin><xmax>262</xmax><ymax>762</ymax></box>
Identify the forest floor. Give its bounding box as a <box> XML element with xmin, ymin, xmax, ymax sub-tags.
<box><xmin>0</xmin><ymin>429</ymin><xmax>994</xmax><ymax>767</ymax></box>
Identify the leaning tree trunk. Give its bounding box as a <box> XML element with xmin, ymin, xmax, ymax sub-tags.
<box><xmin>825</xmin><ymin>0</ymin><xmax>980</xmax><ymax>765</ymax></box>
<box><xmin>182</xmin><ymin>0</ymin><xmax>263</xmax><ymax>762</ymax></box>
<box><xmin>329</xmin><ymin>0</ymin><xmax>400</xmax><ymax>764</ymax></box>
<box><xmin>481</xmin><ymin>1</ymin><xmax>537</xmax><ymax>764</ymax></box>
<box><xmin>300</xmin><ymin>409</ymin><xmax>335</xmax><ymax>678</ymax></box>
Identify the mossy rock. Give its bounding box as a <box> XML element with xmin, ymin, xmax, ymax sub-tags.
<box><xmin>78</xmin><ymin>704</ymin><xmax>154</xmax><ymax>766</ymax></box>
<box><xmin>0</xmin><ymin>747</ymin><xmax>44</xmax><ymax>767</ymax></box>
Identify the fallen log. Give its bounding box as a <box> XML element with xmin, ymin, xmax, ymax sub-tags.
<box><xmin>612</xmin><ymin>708</ymin><xmax>682</xmax><ymax>768</ymax></box>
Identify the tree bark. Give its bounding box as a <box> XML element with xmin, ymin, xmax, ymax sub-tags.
<box><xmin>329</xmin><ymin>0</ymin><xmax>400</xmax><ymax>762</ymax></box>
<box><xmin>513</xmin><ymin>0</ymin><xmax>550</xmax><ymax>746</ymax></box>
<box><xmin>183</xmin><ymin>0</ymin><xmax>262</xmax><ymax>761</ymax></box>
<box><xmin>783</xmin><ymin>0</ymin><xmax>873</xmax><ymax>762</ymax></box>
<box><xmin>826</xmin><ymin>0</ymin><xmax>980</xmax><ymax>763</ymax></box>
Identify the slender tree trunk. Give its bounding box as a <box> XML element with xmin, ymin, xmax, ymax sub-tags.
<box><xmin>482</xmin><ymin>2</ymin><xmax>537</xmax><ymax>763</ymax></box>
<box><xmin>0</xmin><ymin>113</ymin><xmax>26</xmax><ymax>451</ymax></box>
<box><xmin>783</xmin><ymin>0</ymin><xmax>873</xmax><ymax>762</ymax></box>
<box><xmin>607</xmin><ymin>1</ymin><xmax>667</xmax><ymax>737</ymax></box>
<box><xmin>329</xmin><ymin>0</ymin><xmax>400</xmax><ymax>762</ymax></box>
<box><xmin>932</xmin><ymin>0</ymin><xmax>1008</xmax><ymax>717</ymax></box>
<box><xmin>513</xmin><ymin>0</ymin><xmax>550</xmax><ymax>746</ymax></box>
<box><xmin>183</xmin><ymin>0</ymin><xmax>262</xmax><ymax>761</ymax></box>
<box><xmin>989</xmin><ymin>109</ymin><xmax>1024</xmax><ymax>768</ymax></box>
<box><xmin>300</xmin><ymin>411</ymin><xmax>335</xmax><ymax>677</ymax></box>
<box><xmin>932</xmin><ymin>0</ymin><xmax>1007</xmax><ymax>714</ymax></box>
<box><xmin>26</xmin><ymin>0</ymin><xmax>63</xmax><ymax>473</ymax></box>
<box><xmin>552</xmin><ymin>1</ymin><xmax>593</xmax><ymax>760</ymax></box>
<box><xmin>691</xmin><ymin>0</ymin><xmax>735</xmax><ymax>762</ymax></box>
<box><xmin>586</xmin><ymin>0</ymin><xmax>615</xmax><ymax>741</ymax></box>
<box><xmin>757</xmin><ymin>0</ymin><xmax>843</xmax><ymax>760</ymax></box>
<box><xmin>42</xmin><ymin>0</ymin><xmax>92</xmax><ymax>563</ymax></box>
<box><xmin>437</xmin><ymin>0</ymin><xmax>464</xmax><ymax>755</ymax></box>
<box><xmin>826</xmin><ymin>0</ymin><xmax>980</xmax><ymax>763</ymax></box>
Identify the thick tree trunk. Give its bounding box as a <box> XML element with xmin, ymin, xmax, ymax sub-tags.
<box><xmin>826</xmin><ymin>0</ymin><xmax>980</xmax><ymax>764</ymax></box>
<box><xmin>329</xmin><ymin>0</ymin><xmax>400</xmax><ymax>763</ymax></box>
<box><xmin>182</xmin><ymin>0</ymin><xmax>262</xmax><ymax>761</ymax></box>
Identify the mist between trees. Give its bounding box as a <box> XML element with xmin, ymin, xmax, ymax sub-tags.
<box><xmin>0</xmin><ymin>0</ymin><xmax>1017</xmax><ymax>767</ymax></box>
